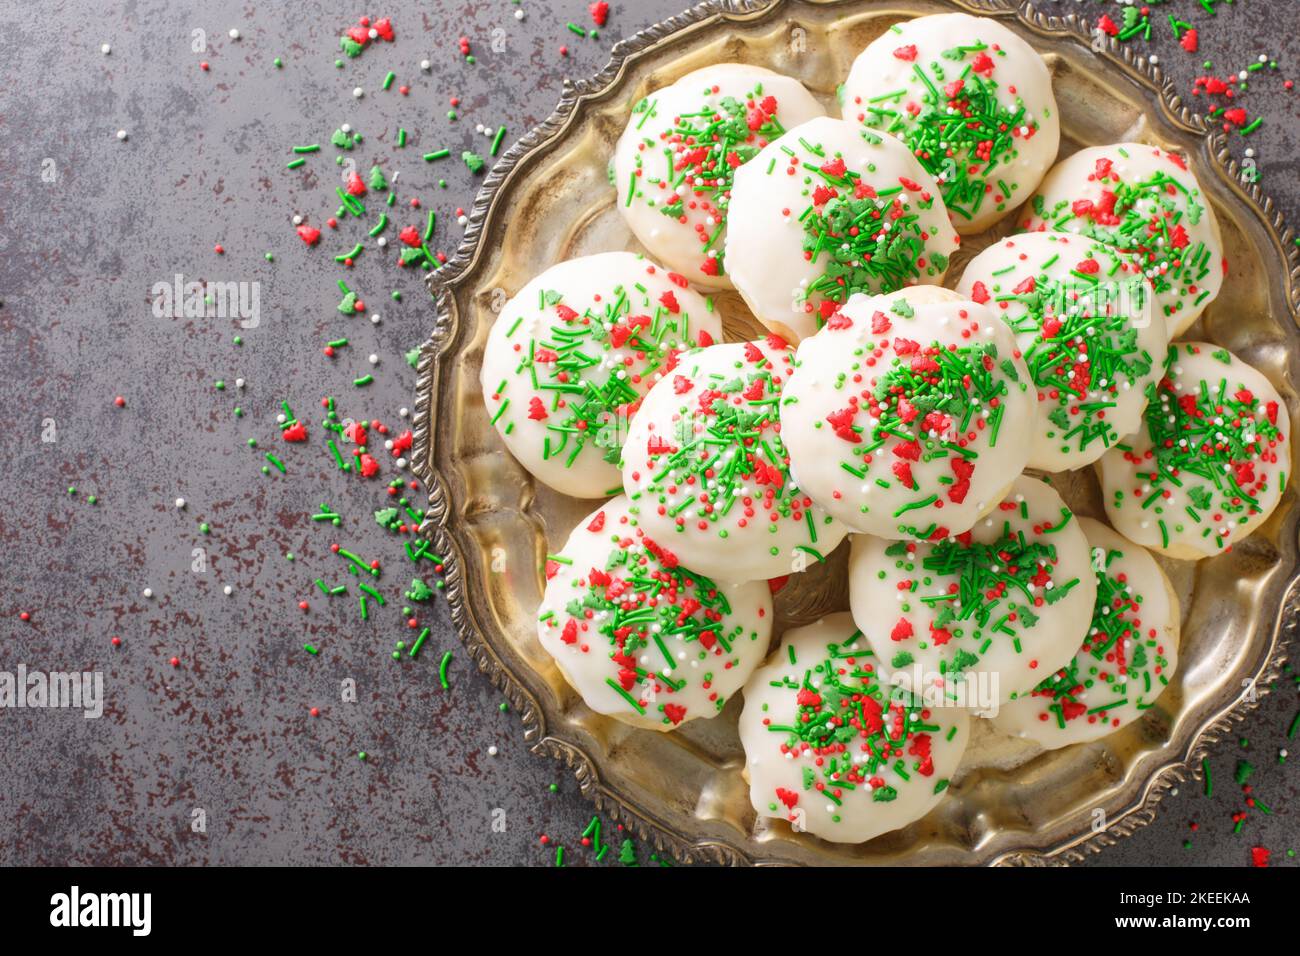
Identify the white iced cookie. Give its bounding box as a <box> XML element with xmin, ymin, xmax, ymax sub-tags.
<box><xmin>739</xmin><ymin>612</ymin><xmax>969</xmax><ymax>844</ymax></box>
<box><xmin>537</xmin><ymin>496</ymin><xmax>772</xmax><ymax>730</ymax></box>
<box><xmin>841</xmin><ymin>12</ymin><xmax>1059</xmax><ymax>234</ymax></box>
<box><xmin>481</xmin><ymin>252</ymin><xmax>720</xmax><ymax>498</ymax></box>
<box><xmin>620</xmin><ymin>336</ymin><xmax>848</xmax><ymax>583</ymax></box>
<box><xmin>849</xmin><ymin>475</ymin><xmax>1096</xmax><ymax>704</ymax></box>
<box><xmin>1096</xmin><ymin>342</ymin><xmax>1290</xmax><ymax>559</ymax></box>
<box><xmin>781</xmin><ymin>286</ymin><xmax>1035</xmax><ymax>540</ymax></box>
<box><xmin>1021</xmin><ymin>143</ymin><xmax>1225</xmax><ymax>338</ymax></box>
<box><xmin>725</xmin><ymin>116</ymin><xmax>960</xmax><ymax>343</ymax></box>
<box><xmin>992</xmin><ymin>518</ymin><xmax>1179</xmax><ymax>749</ymax></box>
<box><xmin>612</xmin><ymin>64</ymin><xmax>825</xmax><ymax>289</ymax></box>
<box><xmin>956</xmin><ymin>231</ymin><xmax>1168</xmax><ymax>472</ymax></box>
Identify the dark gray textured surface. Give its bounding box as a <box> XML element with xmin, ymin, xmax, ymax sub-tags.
<box><xmin>0</xmin><ymin>0</ymin><xmax>1296</xmax><ymax>867</ymax></box>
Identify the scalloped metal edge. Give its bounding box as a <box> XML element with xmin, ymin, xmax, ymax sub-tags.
<box><xmin>411</xmin><ymin>0</ymin><xmax>1300</xmax><ymax>866</ymax></box>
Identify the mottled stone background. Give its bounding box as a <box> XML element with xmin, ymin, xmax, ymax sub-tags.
<box><xmin>0</xmin><ymin>0</ymin><xmax>1296</xmax><ymax>866</ymax></box>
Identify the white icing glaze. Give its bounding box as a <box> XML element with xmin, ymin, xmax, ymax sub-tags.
<box><xmin>991</xmin><ymin>517</ymin><xmax>1180</xmax><ymax>749</ymax></box>
<box><xmin>1095</xmin><ymin>342</ymin><xmax>1290</xmax><ymax>560</ymax></box>
<box><xmin>956</xmin><ymin>231</ymin><xmax>1169</xmax><ymax>472</ymax></box>
<box><xmin>480</xmin><ymin>252</ymin><xmax>720</xmax><ymax>498</ymax></box>
<box><xmin>841</xmin><ymin>12</ymin><xmax>1060</xmax><ymax>234</ymax></box>
<box><xmin>848</xmin><ymin>475</ymin><xmax>1097</xmax><ymax>703</ymax></box>
<box><xmin>725</xmin><ymin>116</ymin><xmax>960</xmax><ymax>343</ymax></box>
<box><xmin>739</xmin><ymin>612</ymin><xmax>969</xmax><ymax>844</ymax></box>
<box><xmin>1021</xmin><ymin>142</ymin><xmax>1225</xmax><ymax>338</ymax></box>
<box><xmin>781</xmin><ymin>286</ymin><xmax>1036</xmax><ymax>538</ymax></box>
<box><xmin>620</xmin><ymin>337</ymin><xmax>849</xmax><ymax>583</ymax></box>
<box><xmin>537</xmin><ymin>496</ymin><xmax>772</xmax><ymax>730</ymax></box>
<box><xmin>612</xmin><ymin>64</ymin><xmax>825</xmax><ymax>290</ymax></box>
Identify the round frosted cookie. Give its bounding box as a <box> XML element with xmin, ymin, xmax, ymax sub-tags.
<box><xmin>956</xmin><ymin>231</ymin><xmax>1168</xmax><ymax>472</ymax></box>
<box><xmin>481</xmin><ymin>252</ymin><xmax>720</xmax><ymax>498</ymax></box>
<box><xmin>620</xmin><ymin>335</ymin><xmax>848</xmax><ymax>583</ymax></box>
<box><xmin>991</xmin><ymin>518</ymin><xmax>1179</xmax><ymax>748</ymax></box>
<box><xmin>1021</xmin><ymin>143</ymin><xmax>1225</xmax><ymax>338</ymax></box>
<box><xmin>612</xmin><ymin>64</ymin><xmax>825</xmax><ymax>289</ymax></box>
<box><xmin>537</xmin><ymin>496</ymin><xmax>772</xmax><ymax>730</ymax></box>
<box><xmin>739</xmin><ymin>612</ymin><xmax>969</xmax><ymax>844</ymax></box>
<box><xmin>1096</xmin><ymin>342</ymin><xmax>1290</xmax><ymax>559</ymax></box>
<box><xmin>725</xmin><ymin>116</ymin><xmax>960</xmax><ymax>343</ymax></box>
<box><xmin>849</xmin><ymin>475</ymin><xmax>1097</xmax><ymax>703</ymax></box>
<box><xmin>781</xmin><ymin>286</ymin><xmax>1035</xmax><ymax>539</ymax></box>
<box><xmin>840</xmin><ymin>12</ymin><xmax>1059</xmax><ymax>234</ymax></box>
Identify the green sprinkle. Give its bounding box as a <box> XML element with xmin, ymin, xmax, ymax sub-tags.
<box><xmin>438</xmin><ymin>650</ymin><xmax>453</xmax><ymax>690</ymax></box>
<box><xmin>334</xmin><ymin>242</ymin><xmax>364</xmax><ymax>263</ymax></box>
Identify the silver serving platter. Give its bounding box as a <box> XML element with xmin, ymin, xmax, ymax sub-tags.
<box><xmin>412</xmin><ymin>0</ymin><xmax>1300</xmax><ymax>865</ymax></box>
